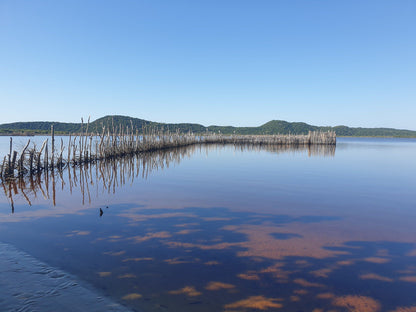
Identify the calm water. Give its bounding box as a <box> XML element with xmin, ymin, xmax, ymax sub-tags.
<box><xmin>0</xmin><ymin>137</ymin><xmax>415</xmax><ymax>311</ymax></box>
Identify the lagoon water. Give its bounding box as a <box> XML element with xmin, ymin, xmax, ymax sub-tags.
<box><xmin>0</xmin><ymin>137</ymin><xmax>415</xmax><ymax>311</ymax></box>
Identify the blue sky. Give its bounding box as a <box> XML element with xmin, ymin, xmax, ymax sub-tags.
<box><xmin>1</xmin><ymin>0</ymin><xmax>415</xmax><ymax>129</ymax></box>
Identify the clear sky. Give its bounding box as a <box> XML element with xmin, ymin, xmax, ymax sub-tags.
<box><xmin>1</xmin><ymin>0</ymin><xmax>415</xmax><ymax>129</ymax></box>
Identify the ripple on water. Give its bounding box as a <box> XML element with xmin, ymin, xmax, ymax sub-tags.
<box><xmin>0</xmin><ymin>242</ymin><xmax>135</xmax><ymax>312</ymax></box>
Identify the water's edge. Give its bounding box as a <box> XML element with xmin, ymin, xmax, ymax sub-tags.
<box><xmin>0</xmin><ymin>242</ymin><xmax>135</xmax><ymax>312</ymax></box>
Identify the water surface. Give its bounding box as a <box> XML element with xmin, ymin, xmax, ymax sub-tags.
<box><xmin>0</xmin><ymin>137</ymin><xmax>415</xmax><ymax>311</ymax></box>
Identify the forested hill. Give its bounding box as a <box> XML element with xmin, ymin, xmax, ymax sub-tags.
<box><xmin>0</xmin><ymin>115</ymin><xmax>415</xmax><ymax>137</ymax></box>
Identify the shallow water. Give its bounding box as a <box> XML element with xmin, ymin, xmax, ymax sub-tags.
<box><xmin>0</xmin><ymin>242</ymin><xmax>133</xmax><ymax>312</ymax></box>
<box><xmin>0</xmin><ymin>138</ymin><xmax>415</xmax><ymax>311</ymax></box>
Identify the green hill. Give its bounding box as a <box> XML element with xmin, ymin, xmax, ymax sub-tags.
<box><xmin>0</xmin><ymin>115</ymin><xmax>415</xmax><ymax>137</ymax></box>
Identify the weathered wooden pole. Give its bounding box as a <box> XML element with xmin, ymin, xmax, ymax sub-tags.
<box><xmin>51</xmin><ymin>125</ymin><xmax>55</xmax><ymax>169</ymax></box>
<box><xmin>8</xmin><ymin>137</ymin><xmax>12</xmax><ymax>175</ymax></box>
<box><xmin>29</xmin><ymin>150</ymin><xmax>34</xmax><ymax>173</ymax></box>
<box><xmin>44</xmin><ymin>139</ymin><xmax>49</xmax><ymax>170</ymax></box>
<box><xmin>10</xmin><ymin>151</ymin><xmax>17</xmax><ymax>176</ymax></box>
<box><xmin>18</xmin><ymin>139</ymin><xmax>30</xmax><ymax>176</ymax></box>
<box><xmin>0</xmin><ymin>156</ymin><xmax>6</xmax><ymax>178</ymax></box>
<box><xmin>67</xmin><ymin>135</ymin><xmax>72</xmax><ymax>165</ymax></box>
<box><xmin>38</xmin><ymin>140</ymin><xmax>47</xmax><ymax>172</ymax></box>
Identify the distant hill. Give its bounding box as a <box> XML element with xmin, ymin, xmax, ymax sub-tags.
<box><xmin>0</xmin><ymin>115</ymin><xmax>415</xmax><ymax>137</ymax></box>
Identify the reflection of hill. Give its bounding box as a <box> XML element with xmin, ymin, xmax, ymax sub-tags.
<box><xmin>1</xmin><ymin>144</ymin><xmax>335</xmax><ymax>211</ymax></box>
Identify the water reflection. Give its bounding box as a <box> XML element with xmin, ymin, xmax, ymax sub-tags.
<box><xmin>0</xmin><ymin>140</ymin><xmax>416</xmax><ymax>312</ymax></box>
<box><xmin>1</xmin><ymin>143</ymin><xmax>335</xmax><ymax>211</ymax></box>
<box><xmin>3</xmin><ymin>204</ymin><xmax>415</xmax><ymax>311</ymax></box>
<box><xmin>99</xmin><ymin>206</ymin><xmax>415</xmax><ymax>311</ymax></box>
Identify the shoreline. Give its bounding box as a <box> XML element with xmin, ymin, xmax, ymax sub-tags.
<box><xmin>0</xmin><ymin>242</ymin><xmax>134</xmax><ymax>312</ymax></box>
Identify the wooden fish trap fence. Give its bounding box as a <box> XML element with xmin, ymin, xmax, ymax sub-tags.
<box><xmin>2</xmin><ymin>143</ymin><xmax>335</xmax><ymax>211</ymax></box>
<box><xmin>2</xmin><ymin>144</ymin><xmax>199</xmax><ymax>210</ymax></box>
<box><xmin>0</xmin><ymin>122</ymin><xmax>335</xmax><ymax>181</ymax></box>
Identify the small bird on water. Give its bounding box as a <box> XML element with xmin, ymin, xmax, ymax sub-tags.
<box><xmin>99</xmin><ymin>208</ymin><xmax>103</xmax><ymax>217</ymax></box>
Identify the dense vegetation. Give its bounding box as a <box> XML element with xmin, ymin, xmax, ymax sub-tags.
<box><xmin>0</xmin><ymin>115</ymin><xmax>415</xmax><ymax>137</ymax></box>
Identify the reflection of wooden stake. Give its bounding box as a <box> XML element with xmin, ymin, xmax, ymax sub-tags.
<box><xmin>38</xmin><ymin>175</ymin><xmax>47</xmax><ymax>200</ymax></box>
<box><xmin>1</xmin><ymin>180</ymin><xmax>8</xmax><ymax>200</ymax></box>
<box><xmin>33</xmin><ymin>173</ymin><xmax>40</xmax><ymax>199</ymax></box>
<box><xmin>59</xmin><ymin>167</ymin><xmax>64</xmax><ymax>190</ymax></box>
<box><xmin>8</xmin><ymin>183</ymin><xmax>14</xmax><ymax>214</ymax></box>
<box><xmin>80</xmin><ymin>165</ymin><xmax>84</xmax><ymax>205</ymax></box>
<box><xmin>99</xmin><ymin>162</ymin><xmax>106</xmax><ymax>191</ymax></box>
<box><xmin>20</xmin><ymin>186</ymin><xmax>32</xmax><ymax>206</ymax></box>
<box><xmin>68</xmin><ymin>161</ymin><xmax>73</xmax><ymax>195</ymax></box>
<box><xmin>72</xmin><ymin>165</ymin><xmax>77</xmax><ymax>187</ymax></box>
<box><xmin>12</xmin><ymin>180</ymin><xmax>18</xmax><ymax>195</ymax></box>
<box><xmin>52</xmin><ymin>172</ymin><xmax>56</xmax><ymax>206</ymax></box>
<box><xmin>84</xmin><ymin>166</ymin><xmax>91</xmax><ymax>205</ymax></box>
<box><xmin>45</xmin><ymin>169</ymin><xmax>49</xmax><ymax>199</ymax></box>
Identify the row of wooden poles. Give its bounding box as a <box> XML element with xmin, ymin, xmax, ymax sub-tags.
<box><xmin>1</xmin><ymin>143</ymin><xmax>336</xmax><ymax>211</ymax></box>
<box><xmin>2</xmin><ymin>144</ymin><xmax>198</xmax><ymax>211</ymax></box>
<box><xmin>0</xmin><ymin>122</ymin><xmax>336</xmax><ymax>181</ymax></box>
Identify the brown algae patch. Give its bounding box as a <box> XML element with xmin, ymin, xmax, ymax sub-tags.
<box><xmin>224</xmin><ymin>223</ymin><xmax>348</xmax><ymax>260</ymax></box>
<box><xmin>118</xmin><ymin>274</ymin><xmax>136</xmax><ymax>279</ymax></box>
<box><xmin>168</xmin><ymin>286</ymin><xmax>202</xmax><ymax>297</ymax></box>
<box><xmin>103</xmin><ymin>250</ymin><xmax>126</xmax><ymax>256</ymax></box>
<box><xmin>122</xmin><ymin>257</ymin><xmax>153</xmax><ymax>262</ymax></box>
<box><xmin>238</xmin><ymin>271</ymin><xmax>261</xmax><ymax>281</ymax></box>
<box><xmin>310</xmin><ymin>267</ymin><xmax>334</xmax><ymax>278</ymax></box>
<box><xmin>337</xmin><ymin>259</ymin><xmax>355</xmax><ymax>266</ymax></box>
<box><xmin>391</xmin><ymin>307</ymin><xmax>416</xmax><ymax>312</ymax></box>
<box><xmin>204</xmin><ymin>260</ymin><xmax>220</xmax><ymax>265</ymax></box>
<box><xmin>399</xmin><ymin>276</ymin><xmax>416</xmax><ymax>283</ymax></box>
<box><xmin>295</xmin><ymin>260</ymin><xmax>311</xmax><ymax>266</ymax></box>
<box><xmin>359</xmin><ymin>273</ymin><xmax>393</xmax><ymax>282</ymax></box>
<box><xmin>205</xmin><ymin>281</ymin><xmax>236</xmax><ymax>291</ymax></box>
<box><xmin>364</xmin><ymin>257</ymin><xmax>390</xmax><ymax>264</ymax></box>
<box><xmin>97</xmin><ymin>271</ymin><xmax>112</xmax><ymax>277</ymax></box>
<box><xmin>293</xmin><ymin>278</ymin><xmax>325</xmax><ymax>288</ymax></box>
<box><xmin>66</xmin><ymin>230</ymin><xmax>90</xmax><ymax>237</ymax></box>
<box><xmin>290</xmin><ymin>295</ymin><xmax>301</xmax><ymax>302</ymax></box>
<box><xmin>130</xmin><ymin>231</ymin><xmax>172</xmax><ymax>243</ymax></box>
<box><xmin>175</xmin><ymin>229</ymin><xmax>201</xmax><ymax>235</ymax></box>
<box><xmin>316</xmin><ymin>292</ymin><xmax>335</xmax><ymax>299</ymax></box>
<box><xmin>293</xmin><ymin>289</ymin><xmax>308</xmax><ymax>295</ymax></box>
<box><xmin>122</xmin><ymin>293</ymin><xmax>142</xmax><ymax>300</ymax></box>
<box><xmin>164</xmin><ymin>257</ymin><xmax>194</xmax><ymax>265</ymax></box>
<box><xmin>224</xmin><ymin>295</ymin><xmax>283</xmax><ymax>310</ymax></box>
<box><xmin>164</xmin><ymin>240</ymin><xmax>239</xmax><ymax>250</ymax></box>
<box><xmin>333</xmin><ymin>295</ymin><xmax>381</xmax><ymax>312</ymax></box>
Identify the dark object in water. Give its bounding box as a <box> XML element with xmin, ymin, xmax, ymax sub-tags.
<box><xmin>99</xmin><ymin>208</ymin><xmax>103</xmax><ymax>217</ymax></box>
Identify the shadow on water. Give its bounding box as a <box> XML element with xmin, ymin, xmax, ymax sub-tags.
<box><xmin>1</xmin><ymin>143</ymin><xmax>335</xmax><ymax>212</ymax></box>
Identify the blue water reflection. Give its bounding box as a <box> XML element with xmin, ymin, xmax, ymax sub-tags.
<box><xmin>0</xmin><ymin>138</ymin><xmax>415</xmax><ymax>311</ymax></box>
